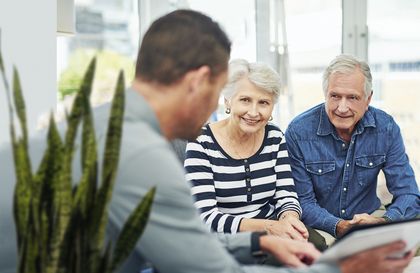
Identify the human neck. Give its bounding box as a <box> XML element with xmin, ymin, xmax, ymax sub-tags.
<box><xmin>132</xmin><ymin>79</ymin><xmax>183</xmax><ymax>140</ymax></box>
<box><xmin>220</xmin><ymin>119</ymin><xmax>264</xmax><ymax>159</ymax></box>
<box><xmin>225</xmin><ymin>119</ymin><xmax>258</xmax><ymax>144</ymax></box>
<box><xmin>336</xmin><ymin>128</ymin><xmax>353</xmax><ymax>143</ymax></box>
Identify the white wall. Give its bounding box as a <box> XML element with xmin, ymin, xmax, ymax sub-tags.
<box><xmin>0</xmin><ymin>0</ymin><xmax>56</xmax><ymax>145</ymax></box>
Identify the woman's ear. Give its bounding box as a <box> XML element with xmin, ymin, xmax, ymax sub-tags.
<box><xmin>224</xmin><ymin>97</ymin><xmax>230</xmax><ymax>108</ymax></box>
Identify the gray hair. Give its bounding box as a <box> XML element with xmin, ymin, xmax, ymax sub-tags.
<box><xmin>322</xmin><ymin>54</ymin><xmax>372</xmax><ymax>98</ymax></box>
<box><xmin>222</xmin><ymin>59</ymin><xmax>281</xmax><ymax>103</ymax></box>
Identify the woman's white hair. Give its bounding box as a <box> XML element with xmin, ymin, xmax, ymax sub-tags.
<box><xmin>222</xmin><ymin>59</ymin><xmax>281</xmax><ymax>103</ymax></box>
<box><xmin>322</xmin><ymin>54</ymin><xmax>373</xmax><ymax>98</ymax></box>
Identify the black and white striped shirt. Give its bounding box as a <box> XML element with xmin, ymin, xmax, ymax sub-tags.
<box><xmin>185</xmin><ymin>124</ymin><xmax>302</xmax><ymax>234</ymax></box>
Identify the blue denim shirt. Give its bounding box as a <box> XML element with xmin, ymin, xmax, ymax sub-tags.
<box><xmin>285</xmin><ymin>104</ymin><xmax>420</xmax><ymax>236</ymax></box>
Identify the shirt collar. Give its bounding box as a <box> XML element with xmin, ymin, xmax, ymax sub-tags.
<box><xmin>317</xmin><ymin>104</ymin><xmax>376</xmax><ymax>137</ymax></box>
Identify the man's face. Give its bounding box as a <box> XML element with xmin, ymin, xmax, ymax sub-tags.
<box><xmin>185</xmin><ymin>70</ymin><xmax>228</xmax><ymax>140</ymax></box>
<box><xmin>325</xmin><ymin>69</ymin><xmax>372</xmax><ymax>141</ymax></box>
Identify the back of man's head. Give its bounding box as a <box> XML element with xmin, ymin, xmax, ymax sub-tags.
<box><xmin>135</xmin><ymin>9</ymin><xmax>231</xmax><ymax>85</ymax></box>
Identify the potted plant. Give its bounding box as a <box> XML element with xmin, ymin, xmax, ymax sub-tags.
<box><xmin>0</xmin><ymin>41</ymin><xmax>155</xmax><ymax>273</ymax></box>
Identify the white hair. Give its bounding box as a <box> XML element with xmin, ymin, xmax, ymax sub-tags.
<box><xmin>222</xmin><ymin>59</ymin><xmax>281</xmax><ymax>103</ymax></box>
<box><xmin>322</xmin><ymin>54</ymin><xmax>373</xmax><ymax>98</ymax></box>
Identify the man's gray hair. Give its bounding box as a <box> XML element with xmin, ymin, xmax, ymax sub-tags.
<box><xmin>222</xmin><ymin>59</ymin><xmax>281</xmax><ymax>102</ymax></box>
<box><xmin>322</xmin><ymin>54</ymin><xmax>373</xmax><ymax>98</ymax></box>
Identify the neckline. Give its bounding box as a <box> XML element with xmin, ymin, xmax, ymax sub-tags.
<box><xmin>205</xmin><ymin>123</ymin><xmax>268</xmax><ymax>161</ymax></box>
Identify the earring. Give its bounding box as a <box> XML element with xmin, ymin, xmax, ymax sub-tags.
<box><xmin>225</xmin><ymin>108</ymin><xmax>231</xmax><ymax>114</ymax></box>
<box><xmin>269</xmin><ymin>116</ymin><xmax>273</xmax><ymax>121</ymax></box>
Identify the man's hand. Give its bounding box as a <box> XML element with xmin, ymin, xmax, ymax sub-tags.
<box><xmin>265</xmin><ymin>212</ymin><xmax>309</xmax><ymax>241</ymax></box>
<box><xmin>260</xmin><ymin>235</ymin><xmax>321</xmax><ymax>268</ymax></box>
<box><xmin>350</xmin><ymin>213</ymin><xmax>387</xmax><ymax>225</ymax></box>
<box><xmin>339</xmin><ymin>241</ymin><xmax>415</xmax><ymax>273</ymax></box>
<box><xmin>337</xmin><ymin>214</ymin><xmax>387</xmax><ymax>237</ymax></box>
<box><xmin>336</xmin><ymin>219</ymin><xmax>357</xmax><ymax>237</ymax></box>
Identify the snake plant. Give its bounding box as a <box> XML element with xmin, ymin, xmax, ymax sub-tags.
<box><xmin>0</xmin><ymin>42</ymin><xmax>155</xmax><ymax>273</ymax></box>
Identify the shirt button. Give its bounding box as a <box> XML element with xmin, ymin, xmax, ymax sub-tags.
<box><xmin>369</xmin><ymin>162</ymin><xmax>373</xmax><ymax>166</ymax></box>
<box><xmin>343</xmin><ymin>187</ymin><xmax>347</xmax><ymax>192</ymax></box>
<box><xmin>247</xmin><ymin>188</ymin><xmax>251</xmax><ymax>192</ymax></box>
<box><xmin>341</xmin><ymin>209</ymin><xmax>345</xmax><ymax>214</ymax></box>
<box><xmin>342</xmin><ymin>143</ymin><xmax>346</xmax><ymax>148</ymax></box>
<box><xmin>346</xmin><ymin>163</ymin><xmax>349</xmax><ymax>167</ymax></box>
<box><xmin>246</xmin><ymin>178</ymin><xmax>250</xmax><ymax>182</ymax></box>
<box><xmin>245</xmin><ymin>168</ymin><xmax>250</xmax><ymax>172</ymax></box>
<box><xmin>244</xmin><ymin>159</ymin><xmax>248</xmax><ymax>163</ymax></box>
<box><xmin>318</xmin><ymin>169</ymin><xmax>322</xmax><ymax>173</ymax></box>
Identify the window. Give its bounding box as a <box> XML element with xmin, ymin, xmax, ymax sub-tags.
<box><xmin>57</xmin><ymin>0</ymin><xmax>139</xmax><ymax>122</ymax></box>
<box><xmin>281</xmin><ymin>0</ymin><xmax>342</xmax><ymax>125</ymax></box>
<box><xmin>185</xmin><ymin>0</ymin><xmax>256</xmax><ymax>121</ymax></box>
<box><xmin>368</xmin><ymin>0</ymin><xmax>420</xmax><ymax>180</ymax></box>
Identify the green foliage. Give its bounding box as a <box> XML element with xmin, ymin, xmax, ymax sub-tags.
<box><xmin>0</xmin><ymin>43</ymin><xmax>155</xmax><ymax>273</ymax></box>
<box><xmin>58</xmin><ymin>49</ymin><xmax>135</xmax><ymax>101</ymax></box>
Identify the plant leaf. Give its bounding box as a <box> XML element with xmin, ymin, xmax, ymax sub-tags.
<box><xmin>0</xmin><ymin>39</ymin><xmax>15</xmax><ymax>148</ymax></box>
<box><xmin>43</xmin><ymin>116</ymin><xmax>68</xmax><ymax>273</ymax></box>
<box><xmin>74</xmin><ymin>106</ymin><xmax>98</xmax><ymax>217</ymax></box>
<box><xmin>0</xmin><ymin>40</ymin><xmax>12</xmax><ymax>104</ymax></box>
<box><xmin>12</xmin><ymin>138</ymin><xmax>32</xmax><ymax>251</ymax></box>
<box><xmin>13</xmin><ymin>67</ymin><xmax>29</xmax><ymax>144</ymax></box>
<box><xmin>110</xmin><ymin>187</ymin><xmax>155</xmax><ymax>272</ymax></box>
<box><xmin>64</xmin><ymin>57</ymin><xmax>96</xmax><ymax>153</ymax></box>
<box><xmin>98</xmin><ymin>241</ymin><xmax>113</xmax><ymax>273</ymax></box>
<box><xmin>0</xmin><ymin>40</ymin><xmax>5</xmax><ymax>73</ymax></box>
<box><xmin>91</xmin><ymin>70</ymin><xmax>125</xmax><ymax>247</ymax></box>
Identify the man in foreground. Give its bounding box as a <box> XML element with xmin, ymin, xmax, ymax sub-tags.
<box><xmin>285</xmin><ymin>54</ymin><xmax>420</xmax><ymax>244</ymax></box>
<box><xmin>0</xmin><ymin>11</ymin><xmax>415</xmax><ymax>273</ymax></box>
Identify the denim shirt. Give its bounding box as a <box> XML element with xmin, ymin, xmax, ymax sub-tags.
<box><xmin>285</xmin><ymin>103</ymin><xmax>420</xmax><ymax>236</ymax></box>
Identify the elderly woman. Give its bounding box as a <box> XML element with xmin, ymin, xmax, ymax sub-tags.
<box><xmin>184</xmin><ymin>59</ymin><xmax>308</xmax><ymax>241</ymax></box>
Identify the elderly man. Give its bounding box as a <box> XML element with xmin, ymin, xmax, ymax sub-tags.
<box><xmin>285</xmin><ymin>54</ymin><xmax>420</xmax><ymax>244</ymax></box>
<box><xmin>0</xmin><ymin>13</ymin><xmax>415</xmax><ymax>273</ymax></box>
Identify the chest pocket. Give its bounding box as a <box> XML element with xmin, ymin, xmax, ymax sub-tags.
<box><xmin>355</xmin><ymin>154</ymin><xmax>386</xmax><ymax>187</ymax></box>
<box><xmin>305</xmin><ymin>161</ymin><xmax>336</xmax><ymax>194</ymax></box>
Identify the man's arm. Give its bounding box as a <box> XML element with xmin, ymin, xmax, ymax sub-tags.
<box><xmin>216</xmin><ymin>232</ymin><xmax>258</xmax><ymax>264</ymax></box>
<box><xmin>382</xmin><ymin>120</ymin><xmax>420</xmax><ymax>220</ymax></box>
<box><xmin>285</xmin><ymin>128</ymin><xmax>341</xmax><ymax>236</ymax></box>
<box><xmin>219</xmin><ymin>232</ymin><xmax>341</xmax><ymax>273</ymax></box>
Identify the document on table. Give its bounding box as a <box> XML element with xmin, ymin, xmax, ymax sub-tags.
<box><xmin>317</xmin><ymin>218</ymin><xmax>420</xmax><ymax>263</ymax></box>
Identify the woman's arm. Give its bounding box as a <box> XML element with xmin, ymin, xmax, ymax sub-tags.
<box><xmin>273</xmin><ymin>137</ymin><xmax>302</xmax><ymax>218</ymax></box>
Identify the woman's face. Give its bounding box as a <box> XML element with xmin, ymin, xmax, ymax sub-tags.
<box><xmin>227</xmin><ymin>77</ymin><xmax>275</xmax><ymax>135</ymax></box>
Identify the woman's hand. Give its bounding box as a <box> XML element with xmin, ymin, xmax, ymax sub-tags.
<box><xmin>265</xmin><ymin>212</ymin><xmax>309</xmax><ymax>241</ymax></box>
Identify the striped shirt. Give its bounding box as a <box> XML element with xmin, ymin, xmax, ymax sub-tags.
<box><xmin>185</xmin><ymin>123</ymin><xmax>302</xmax><ymax>234</ymax></box>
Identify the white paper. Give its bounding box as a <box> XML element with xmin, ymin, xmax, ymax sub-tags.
<box><xmin>317</xmin><ymin>219</ymin><xmax>420</xmax><ymax>263</ymax></box>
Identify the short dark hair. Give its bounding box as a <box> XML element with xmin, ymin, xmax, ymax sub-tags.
<box><xmin>135</xmin><ymin>9</ymin><xmax>231</xmax><ymax>85</ymax></box>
